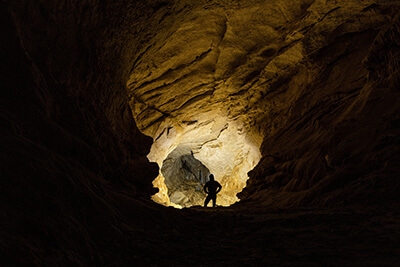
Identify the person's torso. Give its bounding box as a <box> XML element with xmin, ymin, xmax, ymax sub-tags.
<box><xmin>206</xmin><ymin>181</ymin><xmax>220</xmax><ymax>194</ymax></box>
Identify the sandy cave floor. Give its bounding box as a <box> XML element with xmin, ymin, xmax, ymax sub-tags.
<box><xmin>105</xmin><ymin>202</ymin><xmax>400</xmax><ymax>266</ymax></box>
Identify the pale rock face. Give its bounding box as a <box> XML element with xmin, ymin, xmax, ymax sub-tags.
<box><xmin>148</xmin><ymin>112</ymin><xmax>261</xmax><ymax>207</ymax></box>
<box><xmin>127</xmin><ymin>0</ymin><xmax>400</xmax><ymax>207</ymax></box>
<box><xmin>161</xmin><ymin>146</ymin><xmax>210</xmax><ymax>207</ymax></box>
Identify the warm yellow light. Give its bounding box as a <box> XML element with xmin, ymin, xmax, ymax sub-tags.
<box><xmin>148</xmin><ymin>111</ymin><xmax>261</xmax><ymax>208</ymax></box>
<box><xmin>151</xmin><ymin>173</ymin><xmax>183</xmax><ymax>209</ymax></box>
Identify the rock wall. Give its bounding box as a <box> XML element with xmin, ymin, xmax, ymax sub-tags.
<box><xmin>240</xmin><ymin>5</ymin><xmax>400</xmax><ymax>207</ymax></box>
<box><xmin>124</xmin><ymin>0</ymin><xmax>400</xmax><ymax>208</ymax></box>
<box><xmin>1</xmin><ymin>1</ymin><xmax>161</xmax><ymax>265</ymax></box>
<box><xmin>161</xmin><ymin>146</ymin><xmax>210</xmax><ymax>207</ymax></box>
<box><xmin>1</xmin><ymin>0</ymin><xmax>400</xmax><ymax>265</ymax></box>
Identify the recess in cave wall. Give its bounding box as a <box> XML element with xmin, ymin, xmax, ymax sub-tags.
<box><xmin>144</xmin><ymin>112</ymin><xmax>261</xmax><ymax>208</ymax></box>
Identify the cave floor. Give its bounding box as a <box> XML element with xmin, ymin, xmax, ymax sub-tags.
<box><xmin>109</xmin><ymin>202</ymin><xmax>400</xmax><ymax>266</ymax></box>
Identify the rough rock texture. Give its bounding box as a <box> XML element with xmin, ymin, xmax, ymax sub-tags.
<box><xmin>148</xmin><ymin>113</ymin><xmax>261</xmax><ymax>207</ymax></box>
<box><xmin>161</xmin><ymin>146</ymin><xmax>210</xmax><ymax>207</ymax></box>
<box><xmin>126</xmin><ymin>0</ymin><xmax>400</xmax><ymax>208</ymax></box>
<box><xmin>240</xmin><ymin>3</ymin><xmax>400</xmax><ymax>208</ymax></box>
<box><xmin>1</xmin><ymin>1</ymin><xmax>160</xmax><ymax>265</ymax></box>
<box><xmin>1</xmin><ymin>0</ymin><xmax>400</xmax><ymax>265</ymax></box>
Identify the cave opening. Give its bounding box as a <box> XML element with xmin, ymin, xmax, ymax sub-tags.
<box><xmin>142</xmin><ymin>112</ymin><xmax>261</xmax><ymax>208</ymax></box>
<box><xmin>160</xmin><ymin>145</ymin><xmax>211</xmax><ymax>208</ymax></box>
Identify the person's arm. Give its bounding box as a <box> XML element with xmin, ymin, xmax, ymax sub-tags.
<box><xmin>216</xmin><ymin>183</ymin><xmax>222</xmax><ymax>193</ymax></box>
<box><xmin>204</xmin><ymin>185</ymin><xmax>209</xmax><ymax>194</ymax></box>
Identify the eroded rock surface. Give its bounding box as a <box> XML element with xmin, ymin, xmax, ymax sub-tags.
<box><xmin>1</xmin><ymin>0</ymin><xmax>400</xmax><ymax>265</ymax></box>
<box><xmin>126</xmin><ymin>0</ymin><xmax>400</xmax><ymax>207</ymax></box>
<box><xmin>161</xmin><ymin>146</ymin><xmax>210</xmax><ymax>207</ymax></box>
<box><xmin>147</xmin><ymin>112</ymin><xmax>261</xmax><ymax>207</ymax></box>
<box><xmin>1</xmin><ymin>1</ymin><xmax>160</xmax><ymax>265</ymax></box>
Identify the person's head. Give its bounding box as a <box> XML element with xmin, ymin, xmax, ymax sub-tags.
<box><xmin>209</xmin><ymin>174</ymin><xmax>214</xmax><ymax>181</ymax></box>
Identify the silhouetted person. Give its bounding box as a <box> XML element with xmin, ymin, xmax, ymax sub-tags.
<box><xmin>204</xmin><ymin>174</ymin><xmax>222</xmax><ymax>207</ymax></box>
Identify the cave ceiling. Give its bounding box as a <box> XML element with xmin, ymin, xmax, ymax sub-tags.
<box><xmin>127</xmin><ymin>0</ymin><xmax>388</xmax><ymax>138</ymax></box>
<box><xmin>125</xmin><ymin>0</ymin><xmax>396</xmax><ymax>207</ymax></box>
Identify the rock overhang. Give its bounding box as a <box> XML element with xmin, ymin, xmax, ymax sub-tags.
<box><xmin>125</xmin><ymin>0</ymin><xmax>400</xmax><ymax>207</ymax></box>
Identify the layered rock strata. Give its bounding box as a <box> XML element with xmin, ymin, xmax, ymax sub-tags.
<box><xmin>1</xmin><ymin>0</ymin><xmax>400</xmax><ymax>265</ymax></box>
<box><xmin>126</xmin><ymin>0</ymin><xmax>400</xmax><ymax>207</ymax></box>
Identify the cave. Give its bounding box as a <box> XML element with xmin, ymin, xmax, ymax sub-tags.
<box><xmin>160</xmin><ymin>146</ymin><xmax>212</xmax><ymax>208</ymax></box>
<box><xmin>1</xmin><ymin>0</ymin><xmax>400</xmax><ymax>265</ymax></box>
<box><xmin>149</xmin><ymin>113</ymin><xmax>261</xmax><ymax>208</ymax></box>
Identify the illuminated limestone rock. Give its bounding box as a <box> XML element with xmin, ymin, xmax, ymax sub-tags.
<box><xmin>126</xmin><ymin>0</ymin><xmax>399</xmax><ymax>207</ymax></box>
<box><xmin>147</xmin><ymin>112</ymin><xmax>261</xmax><ymax>207</ymax></box>
<box><xmin>161</xmin><ymin>146</ymin><xmax>210</xmax><ymax>207</ymax></box>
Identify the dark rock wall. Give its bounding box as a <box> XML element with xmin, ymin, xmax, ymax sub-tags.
<box><xmin>1</xmin><ymin>1</ymin><xmax>161</xmax><ymax>265</ymax></box>
<box><xmin>240</xmin><ymin>11</ymin><xmax>400</xmax><ymax>208</ymax></box>
<box><xmin>1</xmin><ymin>0</ymin><xmax>400</xmax><ymax>265</ymax></box>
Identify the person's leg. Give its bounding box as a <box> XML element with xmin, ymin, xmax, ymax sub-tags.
<box><xmin>204</xmin><ymin>195</ymin><xmax>211</xmax><ymax>207</ymax></box>
<box><xmin>212</xmin><ymin>195</ymin><xmax>216</xmax><ymax>207</ymax></box>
